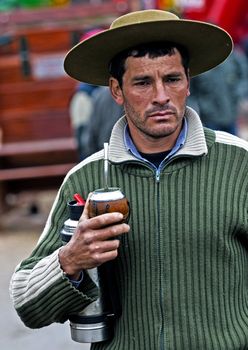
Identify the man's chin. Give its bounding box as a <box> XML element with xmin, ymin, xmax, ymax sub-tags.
<box><xmin>147</xmin><ymin>126</ymin><xmax>178</xmax><ymax>139</ymax></box>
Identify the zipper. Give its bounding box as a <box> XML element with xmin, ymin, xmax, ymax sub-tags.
<box><xmin>155</xmin><ymin>169</ymin><xmax>166</xmax><ymax>350</ymax></box>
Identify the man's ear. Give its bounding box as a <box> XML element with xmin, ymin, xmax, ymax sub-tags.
<box><xmin>109</xmin><ymin>77</ymin><xmax>124</xmax><ymax>105</ymax></box>
<box><xmin>187</xmin><ymin>74</ymin><xmax>190</xmax><ymax>97</ymax></box>
<box><xmin>187</xmin><ymin>84</ymin><xmax>190</xmax><ymax>97</ymax></box>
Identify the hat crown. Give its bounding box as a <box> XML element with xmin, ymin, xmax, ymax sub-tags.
<box><xmin>110</xmin><ymin>10</ymin><xmax>179</xmax><ymax>30</ymax></box>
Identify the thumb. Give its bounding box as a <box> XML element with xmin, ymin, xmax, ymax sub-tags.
<box><xmin>80</xmin><ymin>192</ymin><xmax>92</xmax><ymax>220</ymax></box>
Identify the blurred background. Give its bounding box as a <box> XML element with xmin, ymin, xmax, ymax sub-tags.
<box><xmin>0</xmin><ymin>0</ymin><xmax>248</xmax><ymax>349</ymax></box>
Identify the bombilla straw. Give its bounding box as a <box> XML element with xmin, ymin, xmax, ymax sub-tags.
<box><xmin>104</xmin><ymin>142</ymin><xmax>109</xmax><ymax>190</ymax></box>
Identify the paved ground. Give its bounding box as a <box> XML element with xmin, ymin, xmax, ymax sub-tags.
<box><xmin>0</xmin><ymin>190</ymin><xmax>90</xmax><ymax>350</ymax></box>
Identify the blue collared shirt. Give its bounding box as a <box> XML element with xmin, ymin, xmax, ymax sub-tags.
<box><xmin>124</xmin><ymin>118</ymin><xmax>188</xmax><ymax>171</ymax></box>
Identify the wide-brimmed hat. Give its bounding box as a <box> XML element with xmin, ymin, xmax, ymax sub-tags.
<box><xmin>64</xmin><ymin>10</ymin><xmax>233</xmax><ymax>86</ymax></box>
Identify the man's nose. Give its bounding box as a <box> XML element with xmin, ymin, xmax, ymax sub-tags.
<box><xmin>153</xmin><ymin>82</ymin><xmax>170</xmax><ymax>105</ymax></box>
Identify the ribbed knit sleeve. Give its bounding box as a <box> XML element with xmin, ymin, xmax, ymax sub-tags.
<box><xmin>9</xmin><ymin>177</ymin><xmax>99</xmax><ymax>328</ymax></box>
<box><xmin>10</xmin><ymin>249</ymin><xmax>98</xmax><ymax>328</ymax></box>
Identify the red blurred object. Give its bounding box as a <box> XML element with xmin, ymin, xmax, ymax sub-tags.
<box><xmin>73</xmin><ymin>193</ymin><xmax>86</xmax><ymax>206</ymax></box>
<box><xmin>182</xmin><ymin>0</ymin><xmax>248</xmax><ymax>43</ymax></box>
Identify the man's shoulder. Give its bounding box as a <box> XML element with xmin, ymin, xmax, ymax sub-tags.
<box><xmin>214</xmin><ymin>131</ymin><xmax>248</xmax><ymax>152</ymax></box>
<box><xmin>64</xmin><ymin>150</ymin><xmax>104</xmax><ymax>180</ymax></box>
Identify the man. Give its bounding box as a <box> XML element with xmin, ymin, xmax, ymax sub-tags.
<box><xmin>69</xmin><ymin>81</ymin><xmax>100</xmax><ymax>159</ymax></box>
<box><xmin>10</xmin><ymin>10</ymin><xmax>248</xmax><ymax>350</ymax></box>
<box><xmin>83</xmin><ymin>86</ymin><xmax>124</xmax><ymax>158</ymax></box>
<box><xmin>188</xmin><ymin>47</ymin><xmax>248</xmax><ymax>135</ymax></box>
<box><xmin>69</xmin><ymin>28</ymin><xmax>104</xmax><ymax>160</ymax></box>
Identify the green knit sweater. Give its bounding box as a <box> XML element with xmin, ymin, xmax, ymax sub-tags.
<box><xmin>10</xmin><ymin>107</ymin><xmax>248</xmax><ymax>350</ymax></box>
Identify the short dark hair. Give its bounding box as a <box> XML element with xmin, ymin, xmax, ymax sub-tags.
<box><xmin>109</xmin><ymin>42</ymin><xmax>189</xmax><ymax>87</ymax></box>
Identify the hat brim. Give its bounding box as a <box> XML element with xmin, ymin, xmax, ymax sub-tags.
<box><xmin>64</xmin><ymin>19</ymin><xmax>233</xmax><ymax>85</ymax></box>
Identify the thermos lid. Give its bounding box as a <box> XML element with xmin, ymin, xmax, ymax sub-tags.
<box><xmin>68</xmin><ymin>200</ymin><xmax>84</xmax><ymax>221</ymax></box>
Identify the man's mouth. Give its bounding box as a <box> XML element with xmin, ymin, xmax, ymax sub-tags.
<box><xmin>148</xmin><ymin>110</ymin><xmax>175</xmax><ymax>120</ymax></box>
<box><xmin>150</xmin><ymin>111</ymin><xmax>173</xmax><ymax>116</ymax></box>
<box><xmin>146</xmin><ymin>106</ymin><xmax>176</xmax><ymax>118</ymax></box>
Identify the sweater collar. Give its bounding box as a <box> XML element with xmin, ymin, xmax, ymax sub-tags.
<box><xmin>109</xmin><ymin>106</ymin><xmax>208</xmax><ymax>163</ymax></box>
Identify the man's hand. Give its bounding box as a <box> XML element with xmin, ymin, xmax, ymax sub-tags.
<box><xmin>59</xmin><ymin>197</ymin><xmax>130</xmax><ymax>280</ymax></box>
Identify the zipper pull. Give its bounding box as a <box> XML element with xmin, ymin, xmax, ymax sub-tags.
<box><xmin>156</xmin><ymin>169</ymin><xmax>160</xmax><ymax>183</ymax></box>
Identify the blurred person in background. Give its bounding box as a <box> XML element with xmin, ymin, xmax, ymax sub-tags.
<box><xmin>69</xmin><ymin>28</ymin><xmax>103</xmax><ymax>159</ymax></box>
<box><xmin>187</xmin><ymin>45</ymin><xmax>248</xmax><ymax>135</ymax></box>
<box><xmin>69</xmin><ymin>81</ymin><xmax>100</xmax><ymax>159</ymax></box>
<box><xmin>241</xmin><ymin>35</ymin><xmax>248</xmax><ymax>60</ymax></box>
<box><xmin>83</xmin><ymin>86</ymin><xmax>124</xmax><ymax>158</ymax></box>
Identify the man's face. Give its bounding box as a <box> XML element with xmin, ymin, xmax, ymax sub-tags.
<box><xmin>110</xmin><ymin>49</ymin><xmax>190</xmax><ymax>152</ymax></box>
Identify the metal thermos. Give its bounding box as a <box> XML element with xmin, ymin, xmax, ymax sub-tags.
<box><xmin>60</xmin><ymin>200</ymin><xmax>116</xmax><ymax>343</ymax></box>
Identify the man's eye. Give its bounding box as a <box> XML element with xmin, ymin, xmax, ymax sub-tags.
<box><xmin>135</xmin><ymin>80</ymin><xmax>150</xmax><ymax>86</ymax></box>
<box><xmin>167</xmin><ymin>77</ymin><xmax>181</xmax><ymax>83</ymax></box>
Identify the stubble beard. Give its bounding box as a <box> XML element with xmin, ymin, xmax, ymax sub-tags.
<box><xmin>124</xmin><ymin>100</ymin><xmax>184</xmax><ymax>140</ymax></box>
